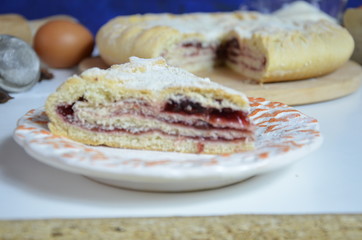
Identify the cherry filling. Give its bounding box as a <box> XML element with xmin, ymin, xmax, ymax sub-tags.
<box><xmin>57</xmin><ymin>103</ymin><xmax>74</xmax><ymax>117</ymax></box>
<box><xmin>163</xmin><ymin>99</ymin><xmax>251</xmax><ymax>127</ymax></box>
<box><xmin>57</xmin><ymin>96</ymin><xmax>87</xmax><ymax>121</ymax></box>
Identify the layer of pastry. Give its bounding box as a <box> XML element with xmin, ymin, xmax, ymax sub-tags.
<box><xmin>96</xmin><ymin>4</ymin><xmax>354</xmax><ymax>82</ymax></box>
<box><xmin>48</xmin><ymin>119</ymin><xmax>255</xmax><ymax>154</ymax></box>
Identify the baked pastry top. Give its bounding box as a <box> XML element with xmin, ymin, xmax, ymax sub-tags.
<box><xmin>46</xmin><ymin>57</ymin><xmax>255</xmax><ymax>154</ymax></box>
<box><xmin>96</xmin><ymin>4</ymin><xmax>354</xmax><ymax>83</ymax></box>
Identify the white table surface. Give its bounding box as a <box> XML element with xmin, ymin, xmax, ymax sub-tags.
<box><xmin>1</xmin><ymin>68</ymin><xmax>361</xmax><ymax>220</ymax></box>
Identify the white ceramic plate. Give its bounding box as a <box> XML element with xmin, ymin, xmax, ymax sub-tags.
<box><xmin>13</xmin><ymin>98</ymin><xmax>322</xmax><ymax>192</ymax></box>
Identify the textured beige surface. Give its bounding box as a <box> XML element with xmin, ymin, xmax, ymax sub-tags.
<box><xmin>1</xmin><ymin>215</ymin><xmax>362</xmax><ymax>239</ymax></box>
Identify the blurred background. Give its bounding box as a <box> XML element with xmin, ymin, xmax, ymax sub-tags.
<box><xmin>1</xmin><ymin>0</ymin><xmax>361</xmax><ymax>35</ymax></box>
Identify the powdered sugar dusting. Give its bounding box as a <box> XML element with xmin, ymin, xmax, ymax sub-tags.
<box><xmin>81</xmin><ymin>57</ymin><xmax>248</xmax><ymax>99</ymax></box>
<box><xmin>233</xmin><ymin>17</ymin><xmax>328</xmax><ymax>38</ymax></box>
<box><xmin>104</xmin><ymin>2</ymin><xmax>338</xmax><ymax>42</ymax></box>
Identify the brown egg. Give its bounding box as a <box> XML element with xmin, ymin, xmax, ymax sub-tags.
<box><xmin>33</xmin><ymin>19</ymin><xmax>94</xmax><ymax>68</ymax></box>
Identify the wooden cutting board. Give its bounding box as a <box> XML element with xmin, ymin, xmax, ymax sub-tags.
<box><xmin>78</xmin><ymin>57</ymin><xmax>362</xmax><ymax>105</ymax></box>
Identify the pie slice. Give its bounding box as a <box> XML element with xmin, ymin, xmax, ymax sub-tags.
<box><xmin>45</xmin><ymin>57</ymin><xmax>255</xmax><ymax>154</ymax></box>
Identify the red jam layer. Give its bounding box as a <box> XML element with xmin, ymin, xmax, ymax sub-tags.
<box><xmin>163</xmin><ymin>99</ymin><xmax>251</xmax><ymax>127</ymax></box>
